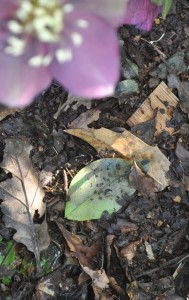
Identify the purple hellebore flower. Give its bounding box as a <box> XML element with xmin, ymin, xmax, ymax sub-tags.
<box><xmin>0</xmin><ymin>0</ymin><xmax>128</xmax><ymax>107</ymax></box>
<box><xmin>123</xmin><ymin>0</ymin><xmax>162</xmax><ymax>31</ymax></box>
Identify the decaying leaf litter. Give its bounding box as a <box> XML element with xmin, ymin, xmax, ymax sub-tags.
<box><xmin>0</xmin><ymin>138</ymin><xmax>50</xmax><ymax>271</ymax></box>
<box><xmin>1</xmin><ymin>1</ymin><xmax>189</xmax><ymax>299</ymax></box>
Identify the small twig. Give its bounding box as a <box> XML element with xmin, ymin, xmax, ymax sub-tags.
<box><xmin>65</xmin><ymin>167</ymin><xmax>74</xmax><ymax>179</ymax></box>
<box><xmin>173</xmin><ymin>253</ymin><xmax>189</xmax><ymax>279</ymax></box>
<box><xmin>135</xmin><ymin>253</ymin><xmax>189</xmax><ymax>278</ymax></box>
<box><xmin>141</xmin><ymin>32</ymin><xmax>167</xmax><ymax>60</ymax></box>
<box><xmin>147</xmin><ymin>32</ymin><xmax>165</xmax><ymax>44</ymax></box>
<box><xmin>47</xmin><ymin>197</ymin><xmax>62</xmax><ymax>208</ymax></box>
<box><xmin>63</xmin><ymin>169</ymin><xmax>69</xmax><ymax>194</ymax></box>
<box><xmin>53</xmin><ymin>103</ymin><xmax>67</xmax><ymax>119</ymax></box>
<box><xmin>53</xmin><ymin>92</ymin><xmax>68</xmax><ymax>119</ymax></box>
<box><xmin>52</xmin><ymin>146</ymin><xmax>58</xmax><ymax>155</ymax></box>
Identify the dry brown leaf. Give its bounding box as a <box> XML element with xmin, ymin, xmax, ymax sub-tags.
<box><xmin>127</xmin><ymin>277</ymin><xmax>175</xmax><ymax>300</ymax></box>
<box><xmin>108</xmin><ymin>276</ymin><xmax>125</xmax><ymax>297</ymax></box>
<box><xmin>56</xmin><ymin>222</ymin><xmax>98</xmax><ymax>267</ymax></box>
<box><xmin>127</xmin><ymin>281</ymin><xmax>139</xmax><ymax>300</ymax></box>
<box><xmin>56</xmin><ymin>223</ymin><xmax>111</xmax><ymax>298</ymax></box>
<box><xmin>0</xmin><ymin>106</ymin><xmax>21</xmax><ymax>122</ymax></box>
<box><xmin>65</xmin><ymin>128</ymin><xmax>170</xmax><ymax>189</ymax></box>
<box><xmin>106</xmin><ymin>235</ymin><xmax>115</xmax><ymax>272</ymax></box>
<box><xmin>0</xmin><ymin>138</ymin><xmax>50</xmax><ymax>268</ymax></box>
<box><xmin>120</xmin><ymin>241</ymin><xmax>140</xmax><ymax>265</ymax></box>
<box><xmin>82</xmin><ymin>266</ymin><xmax>110</xmax><ymax>289</ymax></box>
<box><xmin>126</xmin><ymin>82</ymin><xmax>178</xmax><ymax>137</ymax></box>
<box><xmin>175</xmin><ymin>142</ymin><xmax>189</xmax><ymax>167</ymax></box>
<box><xmin>129</xmin><ymin>161</ymin><xmax>161</xmax><ymax>199</ymax></box>
<box><xmin>105</xmin><ymin>219</ymin><xmax>138</xmax><ymax>234</ymax></box>
<box><xmin>33</xmin><ymin>269</ymin><xmax>62</xmax><ymax>300</ymax></box>
<box><xmin>53</xmin><ymin>94</ymin><xmax>91</xmax><ymax>119</ymax></box>
<box><xmin>92</xmin><ymin>286</ymin><xmax>114</xmax><ymax>300</ymax></box>
<box><xmin>68</xmin><ymin>109</ymin><xmax>101</xmax><ymax>129</ymax></box>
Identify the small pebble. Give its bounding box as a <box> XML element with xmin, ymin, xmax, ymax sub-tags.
<box><xmin>38</xmin><ymin>146</ymin><xmax>43</xmax><ymax>152</ymax></box>
<box><xmin>148</xmin><ymin>77</ymin><xmax>160</xmax><ymax>89</ymax></box>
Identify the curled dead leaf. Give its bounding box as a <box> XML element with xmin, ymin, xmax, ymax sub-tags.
<box><xmin>82</xmin><ymin>266</ymin><xmax>110</xmax><ymax>289</ymax></box>
<box><xmin>120</xmin><ymin>240</ymin><xmax>140</xmax><ymax>265</ymax></box>
<box><xmin>129</xmin><ymin>161</ymin><xmax>161</xmax><ymax>199</ymax></box>
<box><xmin>56</xmin><ymin>222</ymin><xmax>98</xmax><ymax>267</ymax></box>
<box><xmin>65</xmin><ymin>128</ymin><xmax>170</xmax><ymax>190</ymax></box>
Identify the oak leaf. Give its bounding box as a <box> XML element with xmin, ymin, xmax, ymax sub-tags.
<box><xmin>0</xmin><ymin>138</ymin><xmax>50</xmax><ymax>267</ymax></box>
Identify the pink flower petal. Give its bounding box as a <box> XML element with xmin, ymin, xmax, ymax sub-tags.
<box><xmin>0</xmin><ymin>0</ymin><xmax>18</xmax><ymax>19</ymax></box>
<box><xmin>50</xmin><ymin>11</ymin><xmax>120</xmax><ymax>98</ymax></box>
<box><xmin>123</xmin><ymin>0</ymin><xmax>162</xmax><ymax>31</ymax></box>
<box><xmin>0</xmin><ymin>52</ymin><xmax>51</xmax><ymax>107</ymax></box>
<box><xmin>68</xmin><ymin>0</ymin><xmax>128</xmax><ymax>27</ymax></box>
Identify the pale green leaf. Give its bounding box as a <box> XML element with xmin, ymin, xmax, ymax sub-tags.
<box><xmin>162</xmin><ymin>0</ymin><xmax>173</xmax><ymax>18</ymax></box>
<box><xmin>65</xmin><ymin>158</ymin><xmax>135</xmax><ymax>221</ymax></box>
<box><xmin>151</xmin><ymin>0</ymin><xmax>173</xmax><ymax>18</ymax></box>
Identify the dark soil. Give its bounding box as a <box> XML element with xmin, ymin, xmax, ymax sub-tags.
<box><xmin>0</xmin><ymin>1</ymin><xmax>189</xmax><ymax>299</ymax></box>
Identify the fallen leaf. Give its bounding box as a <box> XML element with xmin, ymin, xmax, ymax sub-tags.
<box><xmin>106</xmin><ymin>235</ymin><xmax>115</xmax><ymax>272</ymax></box>
<box><xmin>65</xmin><ymin>158</ymin><xmax>135</xmax><ymax>221</ymax></box>
<box><xmin>0</xmin><ymin>106</ymin><xmax>21</xmax><ymax>122</ymax></box>
<box><xmin>65</xmin><ymin>128</ymin><xmax>170</xmax><ymax>190</ymax></box>
<box><xmin>129</xmin><ymin>161</ymin><xmax>160</xmax><ymax>199</ymax></box>
<box><xmin>126</xmin><ymin>82</ymin><xmax>178</xmax><ymax>137</ymax></box>
<box><xmin>130</xmin><ymin>119</ymin><xmax>156</xmax><ymax>145</ymax></box>
<box><xmin>120</xmin><ymin>240</ymin><xmax>140</xmax><ymax>265</ymax></box>
<box><xmin>105</xmin><ymin>236</ymin><xmax>128</xmax><ymax>297</ymax></box>
<box><xmin>150</xmin><ymin>51</ymin><xmax>187</xmax><ymax>79</ymax></box>
<box><xmin>68</xmin><ymin>109</ymin><xmax>101</xmax><ymax>129</ymax></box>
<box><xmin>168</xmin><ymin>73</ymin><xmax>189</xmax><ymax>115</ymax></box>
<box><xmin>82</xmin><ymin>266</ymin><xmax>110</xmax><ymax>289</ymax></box>
<box><xmin>168</xmin><ymin>73</ymin><xmax>189</xmax><ymax>101</ymax></box>
<box><xmin>127</xmin><ymin>281</ymin><xmax>140</xmax><ymax>300</ymax></box>
<box><xmin>37</xmin><ymin>279</ymin><xmax>55</xmax><ymax>297</ymax></box>
<box><xmin>127</xmin><ymin>277</ymin><xmax>175</xmax><ymax>300</ymax></box>
<box><xmin>85</xmin><ymin>267</ymin><xmax>115</xmax><ymax>300</ymax></box>
<box><xmin>0</xmin><ymin>138</ymin><xmax>50</xmax><ymax>267</ymax></box>
<box><xmin>33</xmin><ymin>269</ymin><xmax>62</xmax><ymax>300</ymax></box>
<box><xmin>56</xmin><ymin>222</ymin><xmax>98</xmax><ymax>267</ymax></box>
<box><xmin>107</xmin><ymin>218</ymin><xmax>138</xmax><ymax>234</ymax></box>
<box><xmin>175</xmin><ymin>142</ymin><xmax>189</xmax><ymax>167</ymax></box>
<box><xmin>53</xmin><ymin>94</ymin><xmax>91</xmax><ymax>119</ymax></box>
<box><xmin>108</xmin><ymin>276</ymin><xmax>125</xmax><ymax>297</ymax></box>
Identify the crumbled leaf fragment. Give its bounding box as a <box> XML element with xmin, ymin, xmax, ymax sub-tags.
<box><xmin>19</xmin><ymin>257</ymin><xmax>35</xmax><ymax>276</ymax></box>
<box><xmin>56</xmin><ymin>222</ymin><xmax>98</xmax><ymax>267</ymax></box>
<box><xmin>82</xmin><ymin>266</ymin><xmax>110</xmax><ymax>289</ymax></box>
<box><xmin>2</xmin><ymin>276</ymin><xmax>11</xmax><ymax>286</ymax></box>
<box><xmin>129</xmin><ymin>161</ymin><xmax>161</xmax><ymax>199</ymax></box>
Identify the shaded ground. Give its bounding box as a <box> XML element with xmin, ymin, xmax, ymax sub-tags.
<box><xmin>0</xmin><ymin>1</ymin><xmax>189</xmax><ymax>299</ymax></box>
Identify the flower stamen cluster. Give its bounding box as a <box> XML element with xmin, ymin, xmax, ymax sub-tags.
<box><xmin>5</xmin><ymin>0</ymin><xmax>86</xmax><ymax>67</ymax></box>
